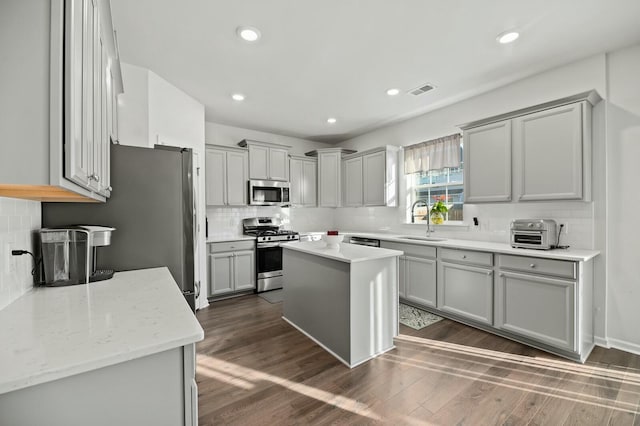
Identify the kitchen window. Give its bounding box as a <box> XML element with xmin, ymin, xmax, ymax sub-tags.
<box><xmin>406</xmin><ymin>136</ymin><xmax>463</xmax><ymax>223</ymax></box>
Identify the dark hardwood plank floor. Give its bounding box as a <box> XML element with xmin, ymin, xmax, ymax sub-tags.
<box><xmin>196</xmin><ymin>295</ymin><xmax>640</xmax><ymax>425</ymax></box>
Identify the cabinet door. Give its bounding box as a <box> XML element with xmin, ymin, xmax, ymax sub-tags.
<box><xmin>464</xmin><ymin>121</ymin><xmax>512</xmax><ymax>202</ymax></box>
<box><xmin>248</xmin><ymin>145</ymin><xmax>269</xmax><ymax>180</ymax></box>
<box><xmin>88</xmin><ymin>10</ymin><xmax>102</xmax><ymax>193</ymax></box>
<box><xmin>515</xmin><ymin>103</ymin><xmax>583</xmax><ymax>201</ymax></box>
<box><xmin>496</xmin><ymin>271</ymin><xmax>576</xmax><ymax>351</ymax></box>
<box><xmin>226</xmin><ymin>151</ymin><xmax>248</xmax><ymax>206</ymax></box>
<box><xmin>205</xmin><ymin>149</ymin><xmax>226</xmax><ymax>206</ymax></box>
<box><xmin>66</xmin><ymin>0</ymin><xmax>96</xmax><ymax>188</ymax></box>
<box><xmin>289</xmin><ymin>158</ymin><xmax>303</xmax><ymax>205</ymax></box>
<box><xmin>363</xmin><ymin>151</ymin><xmax>385</xmax><ymax>206</ymax></box>
<box><xmin>268</xmin><ymin>148</ymin><xmax>289</xmax><ymax>181</ymax></box>
<box><xmin>302</xmin><ymin>160</ymin><xmax>317</xmax><ymax>206</ymax></box>
<box><xmin>437</xmin><ymin>261</ymin><xmax>494</xmax><ymax>325</ymax></box>
<box><xmin>233</xmin><ymin>250</ymin><xmax>256</xmax><ymax>291</ymax></box>
<box><xmin>405</xmin><ymin>256</ymin><xmax>437</xmax><ymax>308</ymax></box>
<box><xmin>318</xmin><ymin>152</ymin><xmax>341</xmax><ymax>207</ymax></box>
<box><xmin>209</xmin><ymin>252</ymin><xmax>234</xmax><ymax>296</ymax></box>
<box><xmin>343</xmin><ymin>157</ymin><xmax>363</xmax><ymax>207</ymax></box>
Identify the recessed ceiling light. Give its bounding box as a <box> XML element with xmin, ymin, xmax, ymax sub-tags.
<box><xmin>237</xmin><ymin>26</ymin><xmax>261</xmax><ymax>42</ymax></box>
<box><xmin>232</xmin><ymin>93</ymin><xmax>245</xmax><ymax>101</ymax></box>
<box><xmin>327</xmin><ymin>117</ymin><xmax>337</xmax><ymax>124</ymax></box>
<box><xmin>386</xmin><ymin>88</ymin><xmax>400</xmax><ymax>96</ymax></box>
<box><xmin>496</xmin><ymin>31</ymin><xmax>519</xmax><ymax>44</ymax></box>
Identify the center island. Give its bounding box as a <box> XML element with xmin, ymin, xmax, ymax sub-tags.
<box><xmin>282</xmin><ymin>240</ymin><xmax>403</xmax><ymax>368</ymax></box>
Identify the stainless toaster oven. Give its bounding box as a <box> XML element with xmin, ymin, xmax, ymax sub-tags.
<box><xmin>510</xmin><ymin>219</ymin><xmax>557</xmax><ymax>250</ymax></box>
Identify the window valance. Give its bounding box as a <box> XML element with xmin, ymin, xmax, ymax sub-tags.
<box><xmin>404</xmin><ymin>133</ymin><xmax>461</xmax><ymax>174</ymax></box>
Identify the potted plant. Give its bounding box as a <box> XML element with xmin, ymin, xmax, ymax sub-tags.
<box><xmin>430</xmin><ymin>195</ymin><xmax>449</xmax><ymax>225</ymax></box>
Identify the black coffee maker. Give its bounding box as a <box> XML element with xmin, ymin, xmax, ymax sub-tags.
<box><xmin>40</xmin><ymin>226</ymin><xmax>116</xmax><ymax>286</ymax></box>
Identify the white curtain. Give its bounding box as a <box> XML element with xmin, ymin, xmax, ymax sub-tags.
<box><xmin>404</xmin><ymin>133</ymin><xmax>461</xmax><ymax>174</ymax></box>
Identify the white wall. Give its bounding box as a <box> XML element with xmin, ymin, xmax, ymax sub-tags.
<box><xmin>605</xmin><ymin>44</ymin><xmax>640</xmax><ymax>353</ymax></box>
<box><xmin>0</xmin><ymin>197</ymin><xmax>40</xmax><ymax>310</ymax></box>
<box><xmin>117</xmin><ymin>63</ymin><xmax>149</xmax><ymax>147</ymax></box>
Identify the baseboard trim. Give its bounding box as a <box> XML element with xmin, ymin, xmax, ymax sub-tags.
<box><xmin>594</xmin><ymin>336</ymin><xmax>610</xmax><ymax>348</ymax></box>
<box><xmin>607</xmin><ymin>338</ymin><xmax>640</xmax><ymax>356</ymax></box>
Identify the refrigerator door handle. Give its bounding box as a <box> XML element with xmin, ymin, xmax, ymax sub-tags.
<box><xmin>194</xmin><ymin>281</ymin><xmax>201</xmax><ymax>298</ymax></box>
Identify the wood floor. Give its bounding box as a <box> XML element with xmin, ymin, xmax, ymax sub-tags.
<box><xmin>196</xmin><ymin>295</ymin><xmax>640</xmax><ymax>425</ymax></box>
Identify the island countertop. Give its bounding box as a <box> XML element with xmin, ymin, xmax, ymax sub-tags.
<box><xmin>282</xmin><ymin>240</ymin><xmax>402</xmax><ymax>263</ymax></box>
<box><xmin>0</xmin><ymin>267</ymin><xmax>204</xmax><ymax>395</ymax></box>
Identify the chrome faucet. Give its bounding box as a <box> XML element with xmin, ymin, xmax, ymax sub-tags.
<box><xmin>410</xmin><ymin>199</ymin><xmax>427</xmax><ymax>223</ymax></box>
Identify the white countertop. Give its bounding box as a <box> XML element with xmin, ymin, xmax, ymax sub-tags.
<box><xmin>283</xmin><ymin>240</ymin><xmax>403</xmax><ymax>263</ymax></box>
<box><xmin>207</xmin><ymin>235</ymin><xmax>255</xmax><ymax>243</ymax></box>
<box><xmin>345</xmin><ymin>232</ymin><xmax>599</xmax><ymax>262</ymax></box>
<box><xmin>0</xmin><ymin>267</ymin><xmax>204</xmax><ymax>395</ymax></box>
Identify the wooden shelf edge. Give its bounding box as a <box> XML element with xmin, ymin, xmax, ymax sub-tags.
<box><xmin>0</xmin><ymin>185</ymin><xmax>99</xmax><ymax>202</ymax></box>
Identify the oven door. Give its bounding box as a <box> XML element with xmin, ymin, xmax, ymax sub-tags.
<box><xmin>256</xmin><ymin>243</ymin><xmax>283</xmax><ymax>278</ymax></box>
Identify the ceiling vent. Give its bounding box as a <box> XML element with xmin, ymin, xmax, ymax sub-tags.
<box><xmin>409</xmin><ymin>83</ymin><xmax>436</xmax><ymax>96</ymax></box>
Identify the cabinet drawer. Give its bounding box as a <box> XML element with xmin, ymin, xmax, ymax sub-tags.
<box><xmin>438</xmin><ymin>248</ymin><xmax>493</xmax><ymax>267</ymax></box>
<box><xmin>499</xmin><ymin>255</ymin><xmax>576</xmax><ymax>280</ymax></box>
<box><xmin>208</xmin><ymin>240</ymin><xmax>255</xmax><ymax>253</ymax></box>
<box><xmin>380</xmin><ymin>241</ymin><xmax>436</xmax><ymax>258</ymax></box>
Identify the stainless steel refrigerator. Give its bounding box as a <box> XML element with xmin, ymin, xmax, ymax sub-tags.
<box><xmin>42</xmin><ymin>144</ymin><xmax>197</xmax><ymax>311</ymax></box>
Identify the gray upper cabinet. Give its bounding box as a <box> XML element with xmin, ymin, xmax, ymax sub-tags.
<box><xmin>515</xmin><ymin>102</ymin><xmax>586</xmax><ymax>201</ymax></box>
<box><xmin>317</xmin><ymin>149</ymin><xmax>343</xmax><ymax>207</ymax></box>
<box><xmin>0</xmin><ymin>0</ymin><xmax>122</xmax><ymax>202</ymax></box>
<box><xmin>239</xmin><ymin>140</ymin><xmax>290</xmax><ymax>181</ymax></box>
<box><xmin>289</xmin><ymin>155</ymin><xmax>317</xmax><ymax>207</ymax></box>
<box><xmin>205</xmin><ymin>146</ymin><xmax>248</xmax><ymax>206</ymax></box>
<box><xmin>343</xmin><ymin>157</ymin><xmax>363</xmax><ymax>207</ymax></box>
<box><xmin>342</xmin><ymin>146</ymin><xmax>399</xmax><ymax>207</ymax></box>
<box><xmin>460</xmin><ymin>91</ymin><xmax>600</xmax><ymax>203</ymax></box>
<box><xmin>463</xmin><ymin>120</ymin><xmax>512</xmax><ymax>203</ymax></box>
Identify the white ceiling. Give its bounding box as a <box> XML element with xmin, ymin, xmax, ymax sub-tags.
<box><xmin>111</xmin><ymin>0</ymin><xmax>640</xmax><ymax>143</ymax></box>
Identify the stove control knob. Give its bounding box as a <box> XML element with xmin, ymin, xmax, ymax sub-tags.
<box><xmin>267</xmin><ymin>237</ymin><xmax>271</xmax><ymax>241</ymax></box>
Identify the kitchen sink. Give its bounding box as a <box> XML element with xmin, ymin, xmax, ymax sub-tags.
<box><xmin>397</xmin><ymin>236</ymin><xmax>447</xmax><ymax>242</ymax></box>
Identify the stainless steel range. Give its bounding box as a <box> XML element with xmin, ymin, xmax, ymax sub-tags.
<box><xmin>243</xmin><ymin>217</ymin><xmax>299</xmax><ymax>292</ymax></box>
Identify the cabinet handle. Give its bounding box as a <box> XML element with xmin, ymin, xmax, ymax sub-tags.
<box><xmin>529</xmin><ymin>263</ymin><xmax>536</xmax><ymax>268</ymax></box>
<box><xmin>107</xmin><ymin>186</ymin><xmax>113</xmax><ymax>191</ymax></box>
<box><xmin>499</xmin><ymin>273</ymin><xmax>504</xmax><ymax>277</ymax></box>
<box><xmin>94</xmin><ymin>175</ymin><xmax>100</xmax><ymax>182</ymax></box>
<box><xmin>462</xmin><ymin>255</ymin><xmax>467</xmax><ymax>259</ymax></box>
<box><xmin>487</xmin><ymin>271</ymin><xmax>493</xmax><ymax>276</ymax></box>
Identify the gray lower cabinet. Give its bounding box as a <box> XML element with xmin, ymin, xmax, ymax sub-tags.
<box><xmin>0</xmin><ymin>345</ymin><xmax>197</xmax><ymax>426</ymax></box>
<box><xmin>405</xmin><ymin>256</ymin><xmax>437</xmax><ymax>308</ymax></box>
<box><xmin>208</xmin><ymin>241</ymin><xmax>255</xmax><ymax>297</ymax></box>
<box><xmin>496</xmin><ymin>254</ymin><xmax>579</xmax><ymax>353</ymax></box>
<box><xmin>496</xmin><ymin>271</ymin><xmax>575</xmax><ymax>351</ymax></box>
<box><xmin>380</xmin><ymin>241</ymin><xmax>436</xmax><ymax>308</ymax></box>
<box><xmin>437</xmin><ymin>261</ymin><xmax>494</xmax><ymax>325</ymax></box>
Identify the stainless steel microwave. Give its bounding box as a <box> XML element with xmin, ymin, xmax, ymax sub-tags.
<box><xmin>248</xmin><ymin>180</ymin><xmax>290</xmax><ymax>206</ymax></box>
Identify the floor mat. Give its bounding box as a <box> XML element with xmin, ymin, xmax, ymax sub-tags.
<box><xmin>258</xmin><ymin>289</ymin><xmax>284</xmax><ymax>304</ymax></box>
<box><xmin>399</xmin><ymin>303</ymin><xmax>443</xmax><ymax>330</ymax></box>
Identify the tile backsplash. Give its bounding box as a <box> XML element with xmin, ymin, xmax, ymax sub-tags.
<box><xmin>206</xmin><ymin>206</ymin><xmax>336</xmax><ymax>238</ymax></box>
<box><xmin>207</xmin><ymin>201</ymin><xmax>593</xmax><ymax>249</ymax></box>
<box><xmin>0</xmin><ymin>197</ymin><xmax>41</xmax><ymax>310</ymax></box>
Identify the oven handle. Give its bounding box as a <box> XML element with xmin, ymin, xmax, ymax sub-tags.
<box><xmin>257</xmin><ymin>242</ymin><xmax>284</xmax><ymax>248</ymax></box>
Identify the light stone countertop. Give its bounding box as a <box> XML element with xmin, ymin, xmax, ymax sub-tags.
<box><xmin>343</xmin><ymin>232</ymin><xmax>599</xmax><ymax>262</ymax></box>
<box><xmin>282</xmin><ymin>240</ymin><xmax>403</xmax><ymax>263</ymax></box>
<box><xmin>207</xmin><ymin>235</ymin><xmax>256</xmax><ymax>243</ymax></box>
<box><xmin>0</xmin><ymin>267</ymin><xmax>204</xmax><ymax>395</ymax></box>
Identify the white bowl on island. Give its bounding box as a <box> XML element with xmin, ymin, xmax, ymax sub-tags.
<box><xmin>322</xmin><ymin>234</ymin><xmax>344</xmax><ymax>249</ymax></box>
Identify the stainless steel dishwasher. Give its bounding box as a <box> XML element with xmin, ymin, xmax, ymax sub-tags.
<box><xmin>349</xmin><ymin>236</ymin><xmax>380</xmax><ymax>247</ymax></box>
